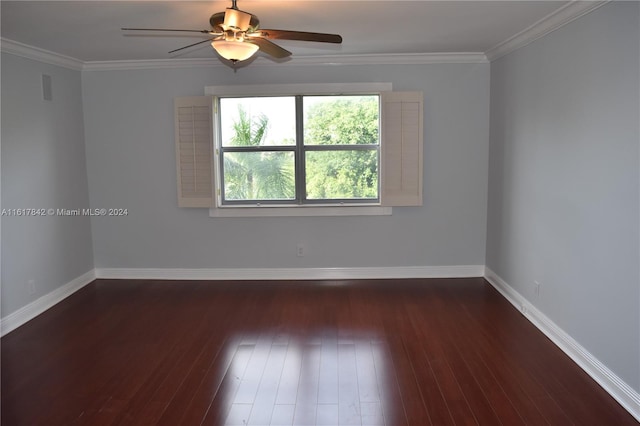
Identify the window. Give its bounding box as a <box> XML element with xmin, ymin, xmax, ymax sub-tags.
<box><xmin>219</xmin><ymin>95</ymin><xmax>380</xmax><ymax>205</ymax></box>
<box><xmin>174</xmin><ymin>84</ymin><xmax>423</xmax><ymax>216</ymax></box>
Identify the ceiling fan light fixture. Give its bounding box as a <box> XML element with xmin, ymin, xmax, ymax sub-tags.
<box><xmin>211</xmin><ymin>39</ymin><xmax>259</xmax><ymax>62</ymax></box>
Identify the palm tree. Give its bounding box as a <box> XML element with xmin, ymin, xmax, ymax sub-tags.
<box><xmin>224</xmin><ymin>106</ymin><xmax>295</xmax><ymax>200</ymax></box>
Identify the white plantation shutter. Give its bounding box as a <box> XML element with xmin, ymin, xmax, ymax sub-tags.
<box><xmin>175</xmin><ymin>96</ymin><xmax>214</xmax><ymax>207</ymax></box>
<box><xmin>380</xmin><ymin>91</ymin><xmax>423</xmax><ymax>206</ymax></box>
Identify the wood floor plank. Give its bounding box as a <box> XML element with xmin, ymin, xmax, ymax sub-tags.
<box><xmin>443</xmin><ymin>283</ymin><xmax>610</xmax><ymax>425</ymax></box>
<box><xmin>1</xmin><ymin>279</ymin><xmax>637</xmax><ymax>426</ymax></box>
<box><xmin>318</xmin><ymin>333</ymin><xmax>339</xmax><ymax>405</ymax></box>
<box><xmin>200</xmin><ymin>343</ymin><xmax>256</xmax><ymax>425</ymax></box>
<box><xmin>436</xmin><ymin>301</ymin><xmax>526</xmax><ymax>425</ymax></box>
<box><xmin>354</xmin><ymin>341</ymin><xmax>380</xmax><ymax>404</ymax></box>
<box><xmin>371</xmin><ymin>341</ymin><xmax>409</xmax><ymax>426</ymax></box>
<box><xmin>35</xmin><ymin>284</ymin><xmax>184</xmax><ymax>425</ymax></box>
<box><xmin>404</xmin><ymin>298</ymin><xmax>478</xmax><ymax>426</ymax></box>
<box><xmin>248</xmin><ymin>343</ymin><xmax>288</xmax><ymax>425</ymax></box>
<box><xmin>153</xmin><ymin>329</ymin><xmax>228</xmax><ymax>425</ymax></box>
<box><xmin>172</xmin><ymin>335</ymin><xmax>244</xmax><ymax>426</ymax></box>
<box><xmin>292</xmin><ymin>343</ymin><xmax>321</xmax><ymax>425</ymax></box>
<box><xmin>274</xmin><ymin>341</ymin><xmax>303</xmax><ymax>406</ymax></box>
<box><xmin>270</xmin><ymin>404</ymin><xmax>296</xmax><ymax>426</ymax></box>
<box><xmin>441</xmin><ymin>302</ymin><xmax>553</xmax><ymax>426</ymax></box>
<box><xmin>384</xmin><ymin>333</ymin><xmax>433</xmax><ymax>425</ymax></box>
<box><xmin>337</xmin><ymin>343</ymin><xmax>361</xmax><ymax>425</ymax></box>
<box><xmin>234</xmin><ymin>332</ymin><xmax>276</xmax><ymax>405</ymax></box>
<box><xmin>109</xmin><ymin>289</ymin><xmax>219</xmax><ymax>425</ymax></box>
<box><xmin>315</xmin><ymin>403</ymin><xmax>340</xmax><ymax>425</ymax></box>
<box><xmin>403</xmin><ymin>339</ymin><xmax>456</xmax><ymax>426</ymax></box>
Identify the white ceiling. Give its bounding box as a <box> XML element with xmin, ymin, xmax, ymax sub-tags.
<box><xmin>1</xmin><ymin>1</ymin><xmax>570</xmax><ymax>62</ymax></box>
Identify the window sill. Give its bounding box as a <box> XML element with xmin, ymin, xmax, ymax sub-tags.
<box><xmin>209</xmin><ymin>205</ymin><xmax>392</xmax><ymax>217</ymax></box>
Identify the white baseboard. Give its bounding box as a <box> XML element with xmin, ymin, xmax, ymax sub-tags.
<box><xmin>484</xmin><ymin>267</ymin><xmax>640</xmax><ymax>423</ymax></box>
<box><xmin>94</xmin><ymin>265</ymin><xmax>485</xmax><ymax>281</ymax></box>
<box><xmin>1</xmin><ymin>269</ymin><xmax>96</xmax><ymax>337</ymax></box>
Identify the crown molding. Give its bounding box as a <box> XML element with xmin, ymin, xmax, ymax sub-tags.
<box><xmin>0</xmin><ymin>38</ymin><xmax>488</xmax><ymax>71</ymax></box>
<box><xmin>1</xmin><ymin>1</ymin><xmax>611</xmax><ymax>71</ymax></box>
<box><xmin>485</xmin><ymin>0</ymin><xmax>610</xmax><ymax>61</ymax></box>
<box><xmin>81</xmin><ymin>52</ymin><xmax>487</xmax><ymax>71</ymax></box>
<box><xmin>81</xmin><ymin>58</ymin><xmax>218</xmax><ymax>71</ymax></box>
<box><xmin>273</xmin><ymin>52</ymin><xmax>489</xmax><ymax>66</ymax></box>
<box><xmin>0</xmin><ymin>37</ymin><xmax>84</xmax><ymax>71</ymax></box>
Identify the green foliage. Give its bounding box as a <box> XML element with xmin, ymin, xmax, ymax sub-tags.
<box><xmin>305</xmin><ymin>97</ymin><xmax>379</xmax><ymax>145</ymax></box>
<box><xmin>228</xmin><ymin>106</ymin><xmax>269</xmax><ymax>147</ymax></box>
<box><xmin>305</xmin><ymin>150</ymin><xmax>378</xmax><ymax>199</ymax></box>
<box><xmin>223</xmin><ymin>106</ymin><xmax>294</xmax><ymax>200</ymax></box>
<box><xmin>305</xmin><ymin>97</ymin><xmax>379</xmax><ymax>199</ymax></box>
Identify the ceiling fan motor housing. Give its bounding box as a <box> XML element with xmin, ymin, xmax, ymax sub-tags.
<box><xmin>223</xmin><ymin>8</ymin><xmax>253</xmax><ymax>31</ymax></box>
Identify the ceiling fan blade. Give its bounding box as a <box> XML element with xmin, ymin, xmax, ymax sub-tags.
<box><xmin>122</xmin><ymin>27</ymin><xmax>214</xmax><ymax>34</ymax></box>
<box><xmin>250</xmin><ymin>30</ymin><xmax>342</xmax><ymax>44</ymax></box>
<box><xmin>248</xmin><ymin>38</ymin><xmax>291</xmax><ymax>59</ymax></box>
<box><xmin>168</xmin><ymin>38</ymin><xmax>216</xmax><ymax>54</ymax></box>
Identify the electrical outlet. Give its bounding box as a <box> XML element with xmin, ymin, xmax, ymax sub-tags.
<box><xmin>534</xmin><ymin>281</ymin><xmax>541</xmax><ymax>298</ymax></box>
<box><xmin>296</xmin><ymin>243</ymin><xmax>305</xmax><ymax>257</ymax></box>
<box><xmin>28</xmin><ymin>280</ymin><xmax>36</xmax><ymax>295</ymax></box>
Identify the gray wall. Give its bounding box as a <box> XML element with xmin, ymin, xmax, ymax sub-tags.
<box><xmin>81</xmin><ymin>63</ymin><xmax>490</xmax><ymax>269</ymax></box>
<box><xmin>486</xmin><ymin>2</ymin><xmax>639</xmax><ymax>392</ymax></box>
<box><xmin>1</xmin><ymin>53</ymin><xmax>94</xmax><ymax>316</ymax></box>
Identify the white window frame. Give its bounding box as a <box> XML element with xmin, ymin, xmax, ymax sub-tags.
<box><xmin>207</xmin><ymin>83</ymin><xmax>392</xmax><ymax>217</ymax></box>
<box><xmin>174</xmin><ymin>83</ymin><xmax>422</xmax><ymax>217</ymax></box>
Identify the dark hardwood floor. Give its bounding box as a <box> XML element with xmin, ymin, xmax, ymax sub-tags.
<box><xmin>1</xmin><ymin>278</ymin><xmax>637</xmax><ymax>425</ymax></box>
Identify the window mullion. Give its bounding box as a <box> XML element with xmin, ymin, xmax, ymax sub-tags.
<box><xmin>223</xmin><ymin>146</ymin><xmax>295</xmax><ymax>153</ymax></box>
<box><xmin>295</xmin><ymin>95</ymin><xmax>305</xmax><ymax>204</ymax></box>
<box><xmin>304</xmin><ymin>145</ymin><xmax>379</xmax><ymax>152</ymax></box>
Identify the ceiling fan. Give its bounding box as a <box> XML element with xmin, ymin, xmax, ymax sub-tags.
<box><xmin>122</xmin><ymin>0</ymin><xmax>343</xmax><ymax>64</ymax></box>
